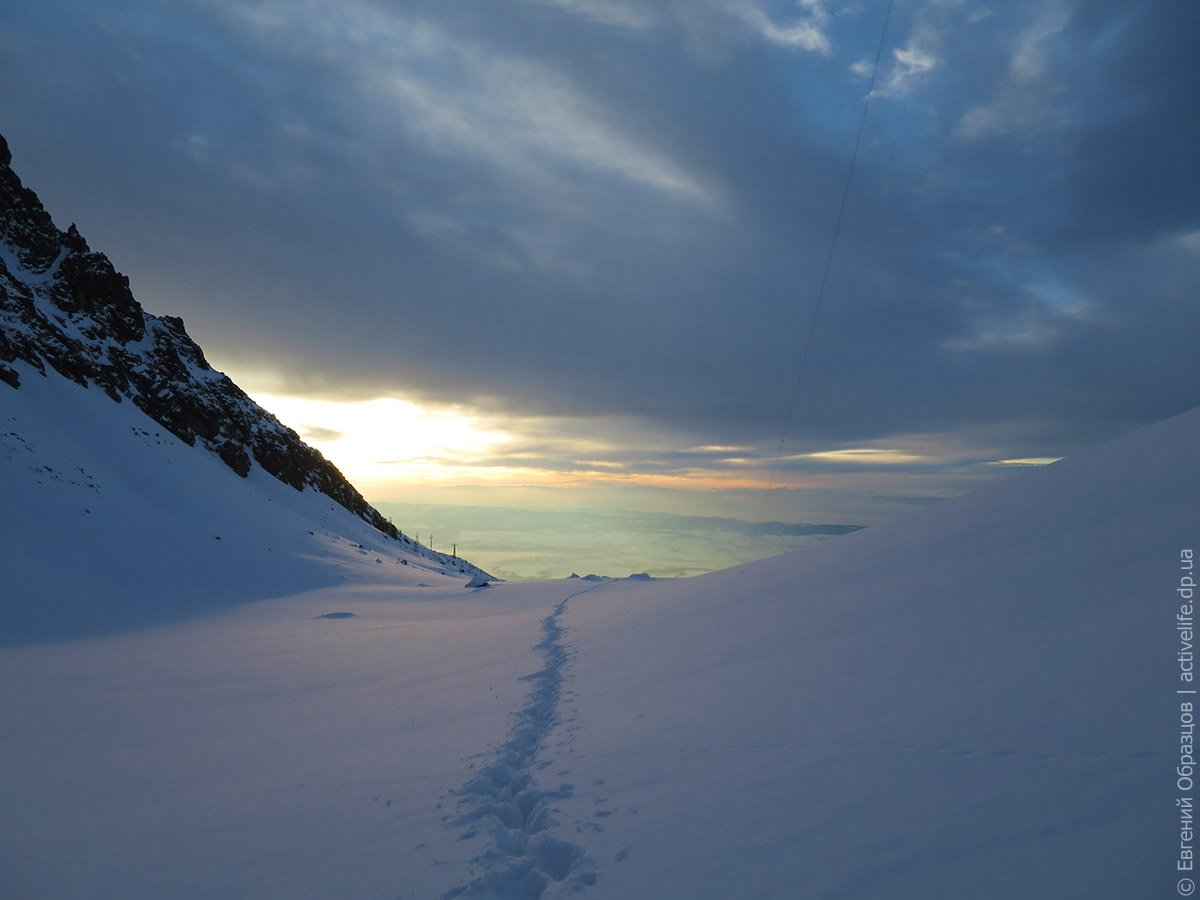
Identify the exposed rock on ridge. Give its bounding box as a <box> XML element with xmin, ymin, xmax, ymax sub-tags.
<box><xmin>0</xmin><ymin>131</ymin><xmax>402</xmax><ymax>540</ymax></box>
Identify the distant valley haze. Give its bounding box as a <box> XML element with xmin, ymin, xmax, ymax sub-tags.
<box><xmin>371</xmin><ymin>502</ymin><xmax>863</xmax><ymax>580</ymax></box>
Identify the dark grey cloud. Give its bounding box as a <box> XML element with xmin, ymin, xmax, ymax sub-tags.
<box><xmin>1062</xmin><ymin>1</ymin><xmax>1200</xmax><ymax>242</ymax></box>
<box><xmin>2</xmin><ymin>0</ymin><xmax>1198</xmax><ymax>480</ymax></box>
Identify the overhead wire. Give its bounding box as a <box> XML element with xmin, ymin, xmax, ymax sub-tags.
<box><xmin>741</xmin><ymin>0</ymin><xmax>897</xmax><ymax>566</ymax></box>
<box><xmin>831</xmin><ymin>0</ymin><xmax>936</xmax><ymax>349</ymax></box>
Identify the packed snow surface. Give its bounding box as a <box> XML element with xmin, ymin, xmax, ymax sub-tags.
<box><xmin>1</xmin><ymin>366</ymin><xmax>1190</xmax><ymax>897</ymax></box>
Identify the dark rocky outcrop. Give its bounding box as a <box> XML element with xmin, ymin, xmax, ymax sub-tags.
<box><xmin>0</xmin><ymin>131</ymin><xmax>401</xmax><ymax>540</ymax></box>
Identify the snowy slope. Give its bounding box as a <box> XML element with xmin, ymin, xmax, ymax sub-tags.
<box><xmin>541</xmin><ymin>405</ymin><xmax>1193</xmax><ymax>898</ymax></box>
<box><xmin>0</xmin><ymin>575</ymin><xmax>582</xmax><ymax>900</ymax></box>
<box><xmin>0</xmin><ymin>361</ymin><xmax>485</xmax><ymax>645</ymax></box>
<box><xmin>0</xmin><ymin>130</ymin><xmax>482</xmax><ymax>569</ymax></box>
<box><xmin>1</xmin><ymin>401</ymin><xmax>1191</xmax><ymax>899</ymax></box>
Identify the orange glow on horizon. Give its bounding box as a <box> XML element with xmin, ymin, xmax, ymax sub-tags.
<box><xmin>250</xmin><ymin>392</ymin><xmax>802</xmax><ymax>494</ymax></box>
<box><xmin>248</xmin><ymin>392</ymin><xmax>1002</xmax><ymax>506</ymax></box>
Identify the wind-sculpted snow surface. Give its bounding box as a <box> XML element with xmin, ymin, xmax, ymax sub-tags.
<box><xmin>442</xmin><ymin>585</ymin><xmax>606</xmax><ymax>899</ymax></box>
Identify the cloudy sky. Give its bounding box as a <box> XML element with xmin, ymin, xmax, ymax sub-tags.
<box><xmin>3</xmin><ymin>0</ymin><xmax>1197</xmax><ymax>525</ymax></box>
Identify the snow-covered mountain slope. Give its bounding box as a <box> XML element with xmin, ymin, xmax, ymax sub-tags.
<box><xmin>0</xmin><ymin>133</ymin><xmax>446</xmax><ymax>544</ymax></box>
<box><xmin>543</xmin><ymin>403</ymin><xmax>1198</xmax><ymax>898</ymax></box>
<box><xmin>0</xmin><ymin>130</ymin><xmax>488</xmax><ymax>635</ymax></box>
<box><xmin>0</xmin><ymin>360</ymin><xmax>485</xmax><ymax>644</ymax></box>
<box><xmin>1</xmin><ymin>400</ymin><xmax>1189</xmax><ymax>897</ymax></box>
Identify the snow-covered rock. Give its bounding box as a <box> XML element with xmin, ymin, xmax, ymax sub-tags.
<box><xmin>0</xmin><ymin>130</ymin><xmax>491</xmax><ymax>621</ymax></box>
<box><xmin>0</xmin><ymin>130</ymin><xmax>394</xmax><ymax>540</ymax></box>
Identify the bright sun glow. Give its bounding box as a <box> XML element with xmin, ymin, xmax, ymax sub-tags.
<box><xmin>250</xmin><ymin>393</ymin><xmax>796</xmax><ymax>495</ymax></box>
<box><xmin>249</xmin><ymin>396</ymin><xmax>1019</xmax><ymax>501</ymax></box>
<box><xmin>251</xmin><ymin>394</ymin><xmax>511</xmax><ymax>486</ymax></box>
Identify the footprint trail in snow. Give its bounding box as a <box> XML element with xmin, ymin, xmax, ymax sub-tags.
<box><xmin>441</xmin><ymin>584</ymin><xmax>605</xmax><ymax>899</ymax></box>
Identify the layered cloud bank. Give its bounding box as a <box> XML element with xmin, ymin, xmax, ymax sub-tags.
<box><xmin>2</xmin><ymin>1</ymin><xmax>1197</xmax><ymax>521</ymax></box>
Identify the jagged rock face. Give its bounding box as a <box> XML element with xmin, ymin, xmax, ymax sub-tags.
<box><xmin>0</xmin><ymin>131</ymin><xmax>399</xmax><ymax>541</ymax></box>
